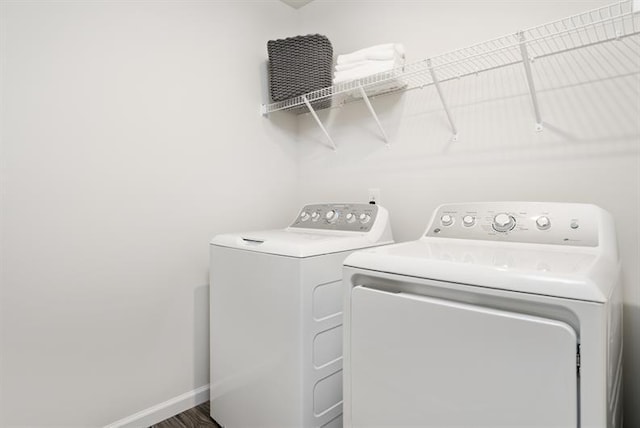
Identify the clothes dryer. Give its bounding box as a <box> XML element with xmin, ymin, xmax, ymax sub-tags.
<box><xmin>343</xmin><ymin>202</ymin><xmax>622</xmax><ymax>428</ymax></box>
<box><xmin>210</xmin><ymin>203</ymin><xmax>393</xmax><ymax>428</ymax></box>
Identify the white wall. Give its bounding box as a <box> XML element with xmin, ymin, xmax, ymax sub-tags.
<box><xmin>1</xmin><ymin>1</ymin><xmax>638</xmax><ymax>426</ymax></box>
<box><xmin>295</xmin><ymin>1</ymin><xmax>640</xmax><ymax>426</ymax></box>
<box><xmin>0</xmin><ymin>1</ymin><xmax>298</xmax><ymax>426</ymax></box>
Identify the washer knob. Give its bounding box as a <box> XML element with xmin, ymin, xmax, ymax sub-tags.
<box><xmin>493</xmin><ymin>213</ymin><xmax>516</xmax><ymax>232</ymax></box>
<box><xmin>346</xmin><ymin>213</ymin><xmax>356</xmax><ymax>223</ymax></box>
<box><xmin>325</xmin><ymin>210</ymin><xmax>338</xmax><ymax>222</ymax></box>
<box><xmin>462</xmin><ymin>215</ymin><xmax>475</xmax><ymax>227</ymax></box>
<box><xmin>359</xmin><ymin>213</ymin><xmax>371</xmax><ymax>224</ymax></box>
<box><xmin>300</xmin><ymin>211</ymin><xmax>310</xmax><ymax>221</ymax></box>
<box><xmin>536</xmin><ymin>216</ymin><xmax>551</xmax><ymax>230</ymax></box>
<box><xmin>441</xmin><ymin>214</ymin><xmax>454</xmax><ymax>227</ymax></box>
<box><xmin>311</xmin><ymin>212</ymin><xmax>320</xmax><ymax>221</ymax></box>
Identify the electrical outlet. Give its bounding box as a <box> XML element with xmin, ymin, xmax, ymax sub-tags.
<box><xmin>368</xmin><ymin>188</ymin><xmax>381</xmax><ymax>205</ymax></box>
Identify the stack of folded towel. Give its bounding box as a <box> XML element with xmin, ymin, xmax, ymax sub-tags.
<box><xmin>334</xmin><ymin>43</ymin><xmax>406</xmax><ymax>84</ymax></box>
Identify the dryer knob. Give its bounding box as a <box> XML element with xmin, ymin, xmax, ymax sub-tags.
<box><xmin>300</xmin><ymin>212</ymin><xmax>310</xmax><ymax>221</ymax></box>
<box><xmin>311</xmin><ymin>212</ymin><xmax>320</xmax><ymax>221</ymax></box>
<box><xmin>493</xmin><ymin>213</ymin><xmax>516</xmax><ymax>232</ymax></box>
<box><xmin>441</xmin><ymin>215</ymin><xmax>454</xmax><ymax>227</ymax></box>
<box><xmin>346</xmin><ymin>213</ymin><xmax>356</xmax><ymax>223</ymax></box>
<box><xmin>536</xmin><ymin>216</ymin><xmax>551</xmax><ymax>230</ymax></box>
<box><xmin>462</xmin><ymin>215</ymin><xmax>475</xmax><ymax>227</ymax></box>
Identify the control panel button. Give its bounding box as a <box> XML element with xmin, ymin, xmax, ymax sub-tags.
<box><xmin>462</xmin><ymin>215</ymin><xmax>475</xmax><ymax>227</ymax></box>
<box><xmin>300</xmin><ymin>212</ymin><xmax>310</xmax><ymax>221</ymax></box>
<box><xmin>346</xmin><ymin>213</ymin><xmax>356</xmax><ymax>223</ymax></box>
<box><xmin>493</xmin><ymin>213</ymin><xmax>516</xmax><ymax>232</ymax></box>
<box><xmin>359</xmin><ymin>213</ymin><xmax>371</xmax><ymax>224</ymax></box>
<box><xmin>570</xmin><ymin>221</ymin><xmax>579</xmax><ymax>230</ymax></box>
<box><xmin>325</xmin><ymin>210</ymin><xmax>338</xmax><ymax>223</ymax></box>
<box><xmin>535</xmin><ymin>216</ymin><xmax>551</xmax><ymax>230</ymax></box>
<box><xmin>441</xmin><ymin>215</ymin><xmax>454</xmax><ymax>227</ymax></box>
<box><xmin>311</xmin><ymin>212</ymin><xmax>320</xmax><ymax>222</ymax></box>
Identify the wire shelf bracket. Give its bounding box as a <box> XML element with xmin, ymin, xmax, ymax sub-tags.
<box><xmin>358</xmin><ymin>85</ymin><xmax>390</xmax><ymax>146</ymax></box>
<box><xmin>518</xmin><ymin>31</ymin><xmax>544</xmax><ymax>132</ymax></box>
<box><xmin>302</xmin><ymin>95</ymin><xmax>337</xmax><ymax>151</ymax></box>
<box><xmin>427</xmin><ymin>59</ymin><xmax>459</xmax><ymax>142</ymax></box>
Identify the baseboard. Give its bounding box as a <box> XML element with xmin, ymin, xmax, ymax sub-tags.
<box><xmin>104</xmin><ymin>384</ymin><xmax>210</xmax><ymax>428</ymax></box>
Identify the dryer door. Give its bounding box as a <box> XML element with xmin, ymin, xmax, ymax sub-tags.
<box><xmin>349</xmin><ymin>285</ymin><xmax>578</xmax><ymax>428</ymax></box>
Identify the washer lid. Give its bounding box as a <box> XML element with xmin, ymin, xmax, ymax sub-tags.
<box><xmin>211</xmin><ymin>203</ymin><xmax>393</xmax><ymax>258</ymax></box>
<box><xmin>344</xmin><ymin>239</ymin><xmax>619</xmax><ymax>302</ymax></box>
<box><xmin>212</xmin><ymin>229</ymin><xmax>392</xmax><ymax>258</ymax></box>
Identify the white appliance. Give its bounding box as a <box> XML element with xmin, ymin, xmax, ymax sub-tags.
<box><xmin>210</xmin><ymin>203</ymin><xmax>393</xmax><ymax>428</ymax></box>
<box><xmin>343</xmin><ymin>202</ymin><xmax>623</xmax><ymax>428</ymax></box>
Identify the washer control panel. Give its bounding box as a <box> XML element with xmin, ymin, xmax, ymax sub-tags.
<box><xmin>290</xmin><ymin>203</ymin><xmax>379</xmax><ymax>232</ymax></box>
<box><xmin>426</xmin><ymin>202</ymin><xmax>598</xmax><ymax>246</ymax></box>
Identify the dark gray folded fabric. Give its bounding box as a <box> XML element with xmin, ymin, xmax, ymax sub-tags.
<box><xmin>267</xmin><ymin>34</ymin><xmax>333</xmax><ymax>110</ymax></box>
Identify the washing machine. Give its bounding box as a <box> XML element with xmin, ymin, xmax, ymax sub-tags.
<box><xmin>343</xmin><ymin>202</ymin><xmax>622</xmax><ymax>428</ymax></box>
<box><xmin>210</xmin><ymin>203</ymin><xmax>393</xmax><ymax>428</ymax></box>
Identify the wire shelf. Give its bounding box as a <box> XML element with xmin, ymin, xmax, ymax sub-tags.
<box><xmin>261</xmin><ymin>0</ymin><xmax>639</xmax><ymax>116</ymax></box>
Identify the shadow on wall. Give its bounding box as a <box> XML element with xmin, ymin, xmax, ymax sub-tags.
<box><xmin>294</xmin><ymin>33</ymin><xmax>639</xmax><ymax>172</ymax></box>
<box><xmin>622</xmin><ymin>301</ymin><xmax>640</xmax><ymax>427</ymax></box>
<box><xmin>194</xmin><ymin>283</ymin><xmax>210</xmax><ymax>389</ymax></box>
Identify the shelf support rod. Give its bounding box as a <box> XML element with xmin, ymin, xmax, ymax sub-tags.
<box><xmin>358</xmin><ymin>85</ymin><xmax>390</xmax><ymax>146</ymax></box>
<box><xmin>518</xmin><ymin>31</ymin><xmax>543</xmax><ymax>132</ymax></box>
<box><xmin>427</xmin><ymin>59</ymin><xmax>459</xmax><ymax>141</ymax></box>
<box><xmin>302</xmin><ymin>95</ymin><xmax>337</xmax><ymax>151</ymax></box>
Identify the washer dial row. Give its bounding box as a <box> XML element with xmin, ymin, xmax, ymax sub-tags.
<box><xmin>300</xmin><ymin>209</ymin><xmax>371</xmax><ymax>224</ymax></box>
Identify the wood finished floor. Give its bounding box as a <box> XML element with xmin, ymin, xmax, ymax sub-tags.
<box><xmin>151</xmin><ymin>401</ymin><xmax>221</xmax><ymax>428</ymax></box>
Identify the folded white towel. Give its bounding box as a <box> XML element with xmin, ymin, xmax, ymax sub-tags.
<box><xmin>334</xmin><ymin>60</ymin><xmax>403</xmax><ymax>84</ymax></box>
<box><xmin>335</xmin><ymin>59</ymin><xmax>398</xmax><ymax>72</ymax></box>
<box><xmin>337</xmin><ymin>43</ymin><xmax>405</xmax><ymax>65</ymax></box>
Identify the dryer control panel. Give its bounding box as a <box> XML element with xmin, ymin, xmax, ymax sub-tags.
<box><xmin>290</xmin><ymin>203</ymin><xmax>379</xmax><ymax>232</ymax></box>
<box><xmin>425</xmin><ymin>202</ymin><xmax>599</xmax><ymax>247</ymax></box>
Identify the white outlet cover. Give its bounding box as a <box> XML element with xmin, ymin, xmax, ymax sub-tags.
<box><xmin>368</xmin><ymin>188</ymin><xmax>381</xmax><ymax>204</ymax></box>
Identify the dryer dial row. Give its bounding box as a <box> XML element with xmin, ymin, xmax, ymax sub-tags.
<box><xmin>440</xmin><ymin>213</ymin><xmax>551</xmax><ymax>232</ymax></box>
<box><xmin>427</xmin><ymin>203</ymin><xmax>597</xmax><ymax>247</ymax></box>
